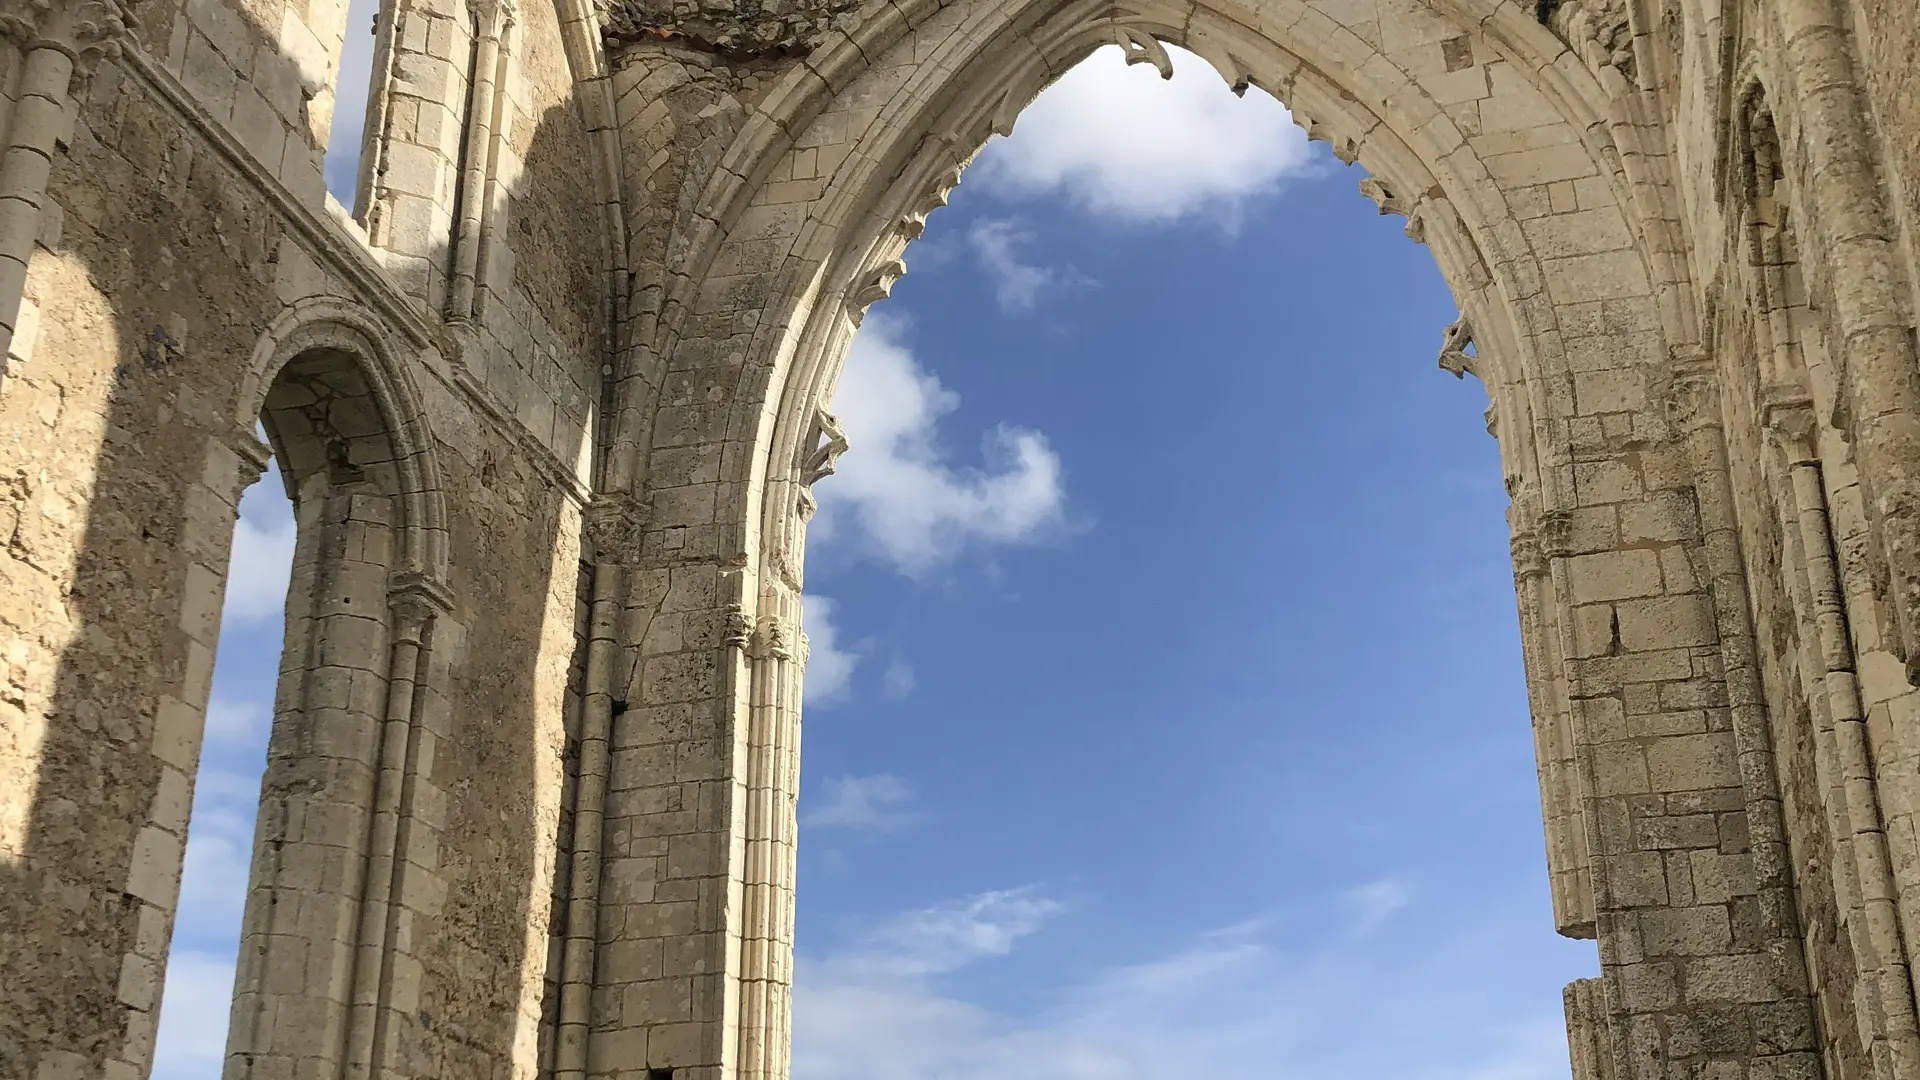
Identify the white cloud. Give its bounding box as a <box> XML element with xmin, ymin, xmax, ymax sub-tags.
<box><xmin>222</xmin><ymin>464</ymin><xmax>295</xmax><ymax>627</ymax></box>
<box><xmin>803</xmin><ymin>774</ymin><xmax>922</xmax><ymax>832</ymax></box>
<box><xmin>1349</xmin><ymin>878</ymin><xmax>1414</xmax><ymax>932</ymax></box>
<box><xmin>793</xmin><ymin>886</ymin><xmax>1576</xmax><ymax>1080</ymax></box>
<box><xmin>151</xmin><ymin>948</ymin><xmax>239</xmax><ymax>1080</ymax></box>
<box><xmin>967</xmin><ymin>219</ymin><xmax>1089</xmax><ymax>312</ymax></box>
<box><xmin>882</xmin><ymin>657</ymin><xmax>917</xmax><ymax>699</ymax></box>
<box><xmin>323</xmin><ymin>0</ymin><xmax>383</xmax><ymax>205</ymax></box>
<box><xmin>974</xmin><ymin>44</ymin><xmax>1313</xmax><ymax>223</ymax></box>
<box><xmin>819</xmin><ymin>889</ymin><xmax>1064</xmax><ymax>982</ymax></box>
<box><xmin>802</xmin><ymin>595</ymin><xmax>860</xmax><ymax>705</ymax></box>
<box><xmin>203</xmin><ymin>698</ymin><xmax>267</xmax><ymax>743</ymax></box>
<box><xmin>816</xmin><ymin>316</ymin><xmax>1065</xmax><ymax>574</ymax></box>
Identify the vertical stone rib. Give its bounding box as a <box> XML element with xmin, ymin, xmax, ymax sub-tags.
<box><xmin>1783</xmin><ymin>435</ymin><xmax>1920</xmax><ymax>1077</ymax></box>
<box><xmin>446</xmin><ymin>0</ymin><xmax>513</xmax><ymax>321</ymax></box>
<box><xmin>1564</xmin><ymin>978</ymin><xmax>1618</xmax><ymax>1080</ymax></box>
<box><xmin>1774</xmin><ymin>0</ymin><xmax>1920</xmax><ymax>684</ymax></box>
<box><xmin>339</xmin><ymin>609</ymin><xmax>423</xmax><ymax>1077</ymax></box>
<box><xmin>740</xmin><ymin>609</ymin><xmax>800</xmax><ymax>1080</ymax></box>
<box><xmin>1512</xmin><ymin>519</ymin><xmax>1596</xmax><ymax>938</ymax></box>
<box><xmin>554</xmin><ymin>559</ymin><xmax>623</xmax><ymax>1080</ymax></box>
<box><xmin>0</xmin><ymin>44</ymin><xmax>69</xmax><ymax>384</ymax></box>
<box><xmin>339</xmin><ymin>578</ymin><xmax>448</xmax><ymax>1079</ymax></box>
<box><xmin>1670</xmin><ymin>355</ymin><xmax>1820</xmax><ymax>1046</ymax></box>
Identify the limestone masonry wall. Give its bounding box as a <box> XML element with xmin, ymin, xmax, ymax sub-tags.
<box><xmin>1</xmin><ymin>0</ymin><xmax>1919</xmax><ymax>1074</ymax></box>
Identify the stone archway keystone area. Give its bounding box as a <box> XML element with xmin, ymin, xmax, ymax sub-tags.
<box><xmin>3</xmin><ymin>0</ymin><xmax>1920</xmax><ymax>1071</ymax></box>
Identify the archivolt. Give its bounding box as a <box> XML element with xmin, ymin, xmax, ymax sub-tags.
<box><xmin>238</xmin><ymin>298</ymin><xmax>451</xmax><ymax>586</ymax></box>
<box><xmin>619</xmin><ymin>0</ymin><xmax>1693</xmax><ymax>594</ymax></box>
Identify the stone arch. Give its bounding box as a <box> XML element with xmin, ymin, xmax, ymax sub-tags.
<box><xmin>149</xmin><ymin>304</ymin><xmax>460</xmax><ymax>1080</ymax></box>
<box><xmin>573</xmin><ymin>0</ymin><xmax>1842</xmax><ymax>1076</ymax></box>
<box><xmin>236</xmin><ymin>300</ymin><xmax>450</xmax><ymax>583</ymax></box>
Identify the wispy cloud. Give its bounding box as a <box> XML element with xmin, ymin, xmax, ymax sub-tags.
<box><xmin>817</xmin><ymin>889</ymin><xmax>1064</xmax><ymax>982</ymax></box>
<box><xmin>967</xmin><ymin>218</ymin><xmax>1091</xmax><ymax>312</ymax></box>
<box><xmin>222</xmin><ymin>462</ymin><xmax>294</xmax><ymax>627</ymax></box>
<box><xmin>803</xmin><ymin>774</ymin><xmax>922</xmax><ymax>832</ymax></box>
<box><xmin>975</xmin><ymin>44</ymin><xmax>1313</xmax><ymax>225</ymax></box>
<box><xmin>1348</xmin><ymin>878</ymin><xmax>1414</xmax><ymax>932</ymax></box>
<box><xmin>882</xmin><ymin>657</ymin><xmax>917</xmax><ymax>699</ymax></box>
<box><xmin>794</xmin><ymin>886</ymin><xmax>1576</xmax><ymax>1080</ymax></box>
<box><xmin>152</xmin><ymin>695</ymin><xmax>270</xmax><ymax>1080</ymax></box>
<box><xmin>816</xmin><ymin>315</ymin><xmax>1066</xmax><ymax>575</ymax></box>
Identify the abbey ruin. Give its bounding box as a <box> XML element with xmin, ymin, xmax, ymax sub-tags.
<box><xmin>0</xmin><ymin>0</ymin><xmax>1918</xmax><ymax>1068</ymax></box>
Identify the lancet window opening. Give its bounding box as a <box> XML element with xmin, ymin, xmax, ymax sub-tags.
<box><xmin>147</xmin><ymin>338</ymin><xmax>454</xmax><ymax>1080</ymax></box>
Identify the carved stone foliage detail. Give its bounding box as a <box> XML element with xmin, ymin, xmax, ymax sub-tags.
<box><xmin>1291</xmin><ymin>110</ymin><xmax>1358</xmax><ymax>164</ymax></box>
<box><xmin>1547</xmin><ymin>0</ymin><xmax>1636</xmax><ymax>82</ymax></box>
<box><xmin>0</xmin><ymin>0</ymin><xmax>134</xmax><ymax>72</ymax></box>
<box><xmin>1358</xmin><ymin>176</ymin><xmax>1430</xmax><ymax>242</ymax></box>
<box><xmin>1663</xmin><ymin>350</ymin><xmax>1717</xmax><ymax>434</ymax></box>
<box><xmin>1538</xmin><ymin>509</ymin><xmax>1576</xmax><ymax>558</ymax></box>
<box><xmin>1438</xmin><ymin>316</ymin><xmax>1478</xmax><ymax>379</ymax></box>
<box><xmin>847</xmin><ymin>259</ymin><xmax>906</xmax><ymax>326</ymax></box>
<box><xmin>1511</xmin><ymin>529</ymin><xmax>1549</xmax><ymax>579</ymax></box>
<box><xmin>1112</xmin><ymin>25</ymin><xmax>1173</xmax><ymax>79</ymax></box>
<box><xmin>802</xmin><ymin>408</ymin><xmax>848</xmax><ymax>487</ymax></box>
<box><xmin>597</xmin><ymin>0</ymin><xmax>860</xmax><ymax>57</ymax></box>
<box><xmin>584</xmin><ymin>492</ymin><xmax>650</xmax><ymax>565</ymax></box>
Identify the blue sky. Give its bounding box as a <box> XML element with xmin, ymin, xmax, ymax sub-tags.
<box><xmin>153</xmin><ymin>43</ymin><xmax>1597</xmax><ymax>1080</ymax></box>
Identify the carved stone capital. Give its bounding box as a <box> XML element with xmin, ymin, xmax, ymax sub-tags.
<box><xmin>389</xmin><ymin>571</ymin><xmax>455</xmax><ymax>642</ymax></box>
<box><xmin>1664</xmin><ymin>348</ymin><xmax>1719</xmax><ymax>434</ymax></box>
<box><xmin>1538</xmin><ymin>509</ymin><xmax>1576</xmax><ymax>559</ymax></box>
<box><xmin>584</xmin><ymin>492</ymin><xmax>650</xmax><ymax>565</ymax></box>
<box><xmin>751</xmin><ymin>614</ymin><xmax>797</xmax><ymax>661</ymax></box>
<box><xmin>723</xmin><ymin>604</ymin><xmax>754</xmax><ymax>651</ymax></box>
<box><xmin>1761</xmin><ymin>385</ymin><xmax>1817</xmax><ymax>464</ymax></box>
<box><xmin>1511</xmin><ymin>529</ymin><xmax>1549</xmax><ymax>579</ymax></box>
<box><xmin>0</xmin><ymin>0</ymin><xmax>133</xmax><ymax>74</ymax></box>
<box><xmin>223</xmin><ymin>429</ymin><xmax>274</xmax><ymax>504</ymax></box>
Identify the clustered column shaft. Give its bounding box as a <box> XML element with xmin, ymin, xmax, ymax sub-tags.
<box><xmin>554</xmin><ymin>558</ymin><xmax>624</xmax><ymax>1080</ymax></box>
<box><xmin>739</xmin><ymin>608</ymin><xmax>803</xmax><ymax>1080</ymax></box>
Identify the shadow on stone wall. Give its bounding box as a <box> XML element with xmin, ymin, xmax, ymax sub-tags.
<box><xmin>0</xmin><ymin>7</ymin><xmax>618</xmax><ymax>1073</ymax></box>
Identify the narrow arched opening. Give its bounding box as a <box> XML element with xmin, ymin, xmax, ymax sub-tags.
<box><xmin>149</xmin><ymin>341</ymin><xmax>450</xmax><ymax>1080</ymax></box>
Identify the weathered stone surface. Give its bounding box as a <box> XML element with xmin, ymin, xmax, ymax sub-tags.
<box><xmin>1</xmin><ymin>0</ymin><xmax>1919</xmax><ymax>1076</ymax></box>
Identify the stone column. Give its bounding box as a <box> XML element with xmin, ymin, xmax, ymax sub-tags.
<box><xmin>341</xmin><ymin>572</ymin><xmax>454</xmax><ymax>1079</ymax></box>
<box><xmin>1768</xmin><ymin>397</ymin><xmax>1920</xmax><ymax>1078</ymax></box>
<box><xmin>739</xmin><ymin>605</ymin><xmax>803</xmax><ymax>1080</ymax></box>
<box><xmin>1772</xmin><ymin>0</ymin><xmax>1920</xmax><ymax>685</ymax></box>
<box><xmin>1511</xmin><ymin>511</ymin><xmax>1596</xmax><ymax>939</ymax></box>
<box><xmin>552</xmin><ymin>493</ymin><xmax>642</xmax><ymax>1080</ymax></box>
<box><xmin>0</xmin><ymin>0</ymin><xmax>128</xmax><ymax>384</ymax></box>
<box><xmin>1564</xmin><ymin>977</ymin><xmax>1618</xmax><ymax>1080</ymax></box>
<box><xmin>1665</xmin><ymin>352</ymin><xmax>1822</xmax><ymax>1057</ymax></box>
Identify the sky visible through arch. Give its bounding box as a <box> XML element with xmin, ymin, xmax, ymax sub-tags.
<box><xmin>153</xmin><ymin>43</ymin><xmax>1598</xmax><ymax>1080</ymax></box>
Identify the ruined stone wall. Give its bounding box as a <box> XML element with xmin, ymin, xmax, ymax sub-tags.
<box><xmin>3</xmin><ymin>0</ymin><xmax>1920</xmax><ymax>1076</ymax></box>
<box><xmin>0</xmin><ymin>0</ymin><xmax>608</xmax><ymax>1070</ymax></box>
